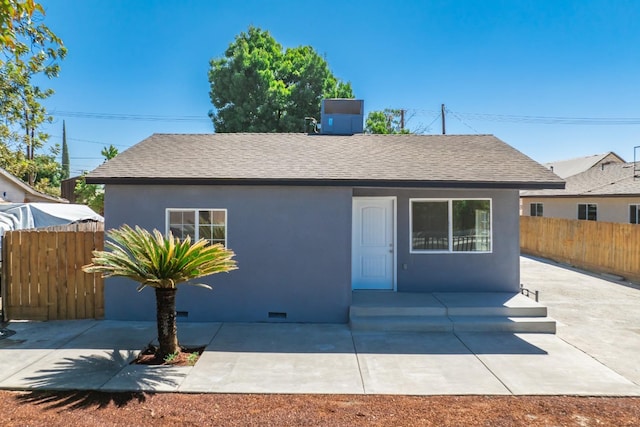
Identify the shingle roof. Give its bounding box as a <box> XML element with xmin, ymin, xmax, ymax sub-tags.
<box><xmin>87</xmin><ymin>133</ymin><xmax>564</xmax><ymax>189</ymax></box>
<box><xmin>522</xmin><ymin>162</ymin><xmax>640</xmax><ymax>197</ymax></box>
<box><xmin>0</xmin><ymin>167</ymin><xmax>67</xmax><ymax>203</ymax></box>
<box><xmin>543</xmin><ymin>152</ymin><xmax>625</xmax><ymax>179</ymax></box>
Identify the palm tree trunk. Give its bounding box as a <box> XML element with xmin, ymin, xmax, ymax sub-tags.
<box><xmin>155</xmin><ymin>288</ymin><xmax>179</xmax><ymax>357</ymax></box>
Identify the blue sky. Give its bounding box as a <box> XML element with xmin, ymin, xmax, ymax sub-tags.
<box><xmin>37</xmin><ymin>0</ymin><xmax>640</xmax><ymax>175</ymax></box>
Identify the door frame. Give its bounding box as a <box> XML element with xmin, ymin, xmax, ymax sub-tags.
<box><xmin>351</xmin><ymin>196</ymin><xmax>397</xmax><ymax>291</ymax></box>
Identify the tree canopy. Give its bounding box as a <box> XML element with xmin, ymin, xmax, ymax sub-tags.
<box><xmin>365</xmin><ymin>109</ymin><xmax>411</xmax><ymax>134</ymax></box>
<box><xmin>0</xmin><ymin>0</ymin><xmax>66</xmax><ymax>194</ymax></box>
<box><xmin>75</xmin><ymin>144</ymin><xmax>118</xmax><ymax>214</ymax></box>
<box><xmin>208</xmin><ymin>26</ymin><xmax>353</xmax><ymax>133</ymax></box>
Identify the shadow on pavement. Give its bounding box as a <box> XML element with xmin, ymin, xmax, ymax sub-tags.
<box><xmin>12</xmin><ymin>350</ymin><xmax>179</xmax><ymax>407</ymax></box>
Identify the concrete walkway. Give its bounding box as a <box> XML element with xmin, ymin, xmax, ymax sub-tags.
<box><xmin>0</xmin><ymin>256</ymin><xmax>639</xmax><ymax>396</ymax></box>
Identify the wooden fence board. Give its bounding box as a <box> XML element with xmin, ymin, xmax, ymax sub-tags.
<box><xmin>45</xmin><ymin>232</ymin><xmax>58</xmax><ymax>320</ymax></box>
<box><xmin>521</xmin><ymin>217</ymin><xmax>640</xmax><ymax>283</ymax></box>
<box><xmin>30</xmin><ymin>233</ymin><xmax>42</xmax><ymax>309</ymax></box>
<box><xmin>83</xmin><ymin>232</ymin><xmax>95</xmax><ymax>318</ymax></box>
<box><xmin>67</xmin><ymin>232</ymin><xmax>78</xmax><ymax>320</ymax></box>
<box><xmin>36</xmin><ymin>234</ymin><xmax>47</xmax><ymax>310</ymax></box>
<box><xmin>57</xmin><ymin>232</ymin><xmax>68</xmax><ymax>320</ymax></box>
<box><xmin>7</xmin><ymin>233</ymin><xmax>20</xmax><ymax>309</ymax></box>
<box><xmin>1</xmin><ymin>233</ymin><xmax>6</xmax><ymax>321</ymax></box>
<box><xmin>2</xmin><ymin>230</ymin><xmax>104</xmax><ymax>321</ymax></box>
<box><xmin>74</xmin><ymin>231</ymin><xmax>89</xmax><ymax>319</ymax></box>
<box><xmin>94</xmin><ymin>231</ymin><xmax>105</xmax><ymax>319</ymax></box>
<box><xmin>20</xmin><ymin>231</ymin><xmax>30</xmax><ymax>308</ymax></box>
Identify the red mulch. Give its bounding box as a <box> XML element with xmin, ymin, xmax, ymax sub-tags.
<box><xmin>2</xmin><ymin>392</ymin><xmax>639</xmax><ymax>426</ymax></box>
<box><xmin>132</xmin><ymin>346</ymin><xmax>206</xmax><ymax>366</ymax></box>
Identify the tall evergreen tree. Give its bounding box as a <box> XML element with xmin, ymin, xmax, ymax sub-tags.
<box><xmin>61</xmin><ymin>120</ymin><xmax>69</xmax><ymax>179</ymax></box>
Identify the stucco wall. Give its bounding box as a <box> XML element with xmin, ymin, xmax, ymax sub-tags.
<box><xmin>354</xmin><ymin>188</ymin><xmax>520</xmax><ymax>293</ymax></box>
<box><xmin>104</xmin><ymin>185</ymin><xmax>521</xmax><ymax>322</ymax></box>
<box><xmin>0</xmin><ymin>177</ymin><xmax>27</xmax><ymax>203</ymax></box>
<box><xmin>103</xmin><ymin>185</ymin><xmax>353</xmax><ymax>323</ymax></box>
<box><xmin>0</xmin><ymin>176</ymin><xmax>55</xmax><ymax>203</ymax></box>
<box><xmin>521</xmin><ymin>196</ymin><xmax>640</xmax><ymax>223</ymax></box>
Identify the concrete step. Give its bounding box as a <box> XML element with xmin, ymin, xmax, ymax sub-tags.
<box><xmin>349</xmin><ymin>315</ymin><xmax>453</xmax><ymax>332</ymax></box>
<box><xmin>350</xmin><ymin>305</ymin><xmax>446</xmax><ymax>317</ymax></box>
<box><xmin>451</xmin><ymin>316</ymin><xmax>557</xmax><ymax>334</ymax></box>
<box><xmin>434</xmin><ymin>292</ymin><xmax>548</xmax><ymax>317</ymax></box>
<box><xmin>446</xmin><ymin>306</ymin><xmax>547</xmax><ymax>317</ymax></box>
<box><xmin>349</xmin><ymin>292</ymin><xmax>556</xmax><ymax>334</ymax></box>
<box><xmin>350</xmin><ymin>315</ymin><xmax>556</xmax><ymax>334</ymax></box>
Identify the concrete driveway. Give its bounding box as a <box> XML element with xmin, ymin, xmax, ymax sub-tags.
<box><xmin>0</xmin><ymin>256</ymin><xmax>639</xmax><ymax>395</ymax></box>
<box><xmin>520</xmin><ymin>255</ymin><xmax>640</xmax><ymax>386</ymax></box>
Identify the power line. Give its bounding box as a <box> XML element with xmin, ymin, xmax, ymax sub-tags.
<box><xmin>53</xmin><ymin>107</ymin><xmax>640</xmax><ymax>126</ymax></box>
<box><xmin>48</xmin><ymin>135</ymin><xmax>129</xmax><ymax>148</ymax></box>
<box><xmin>404</xmin><ymin>108</ymin><xmax>640</xmax><ymax>126</ymax></box>
<box><xmin>449</xmin><ymin>111</ymin><xmax>640</xmax><ymax>125</ymax></box>
<box><xmin>446</xmin><ymin>108</ymin><xmax>480</xmax><ymax>133</ymax></box>
<box><xmin>423</xmin><ymin>112</ymin><xmax>443</xmax><ymax>133</ymax></box>
<box><xmin>52</xmin><ymin>110</ymin><xmax>212</xmax><ymax>123</ymax></box>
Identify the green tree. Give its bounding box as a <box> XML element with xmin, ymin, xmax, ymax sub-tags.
<box><xmin>365</xmin><ymin>109</ymin><xmax>411</xmax><ymax>134</ymax></box>
<box><xmin>0</xmin><ymin>0</ymin><xmax>66</xmax><ymax>185</ymax></box>
<box><xmin>75</xmin><ymin>145</ymin><xmax>118</xmax><ymax>214</ymax></box>
<box><xmin>30</xmin><ymin>146</ymin><xmax>62</xmax><ymax>196</ymax></box>
<box><xmin>83</xmin><ymin>225</ymin><xmax>237</xmax><ymax>358</ymax></box>
<box><xmin>0</xmin><ymin>0</ymin><xmax>40</xmax><ymax>48</ymax></box>
<box><xmin>61</xmin><ymin>120</ymin><xmax>69</xmax><ymax>179</ymax></box>
<box><xmin>0</xmin><ymin>139</ymin><xmax>62</xmax><ymax>196</ymax></box>
<box><xmin>100</xmin><ymin>144</ymin><xmax>118</xmax><ymax>161</ymax></box>
<box><xmin>208</xmin><ymin>26</ymin><xmax>353</xmax><ymax>132</ymax></box>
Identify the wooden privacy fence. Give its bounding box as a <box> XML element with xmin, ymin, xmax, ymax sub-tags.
<box><xmin>1</xmin><ymin>230</ymin><xmax>104</xmax><ymax>321</ymax></box>
<box><xmin>521</xmin><ymin>216</ymin><xmax>640</xmax><ymax>283</ymax></box>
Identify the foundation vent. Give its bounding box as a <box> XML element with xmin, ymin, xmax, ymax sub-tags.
<box><xmin>268</xmin><ymin>311</ymin><xmax>287</xmax><ymax>319</ymax></box>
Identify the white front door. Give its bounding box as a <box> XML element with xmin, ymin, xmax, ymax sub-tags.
<box><xmin>352</xmin><ymin>197</ymin><xmax>395</xmax><ymax>290</ymax></box>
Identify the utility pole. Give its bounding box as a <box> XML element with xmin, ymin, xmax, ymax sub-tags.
<box><xmin>441</xmin><ymin>104</ymin><xmax>446</xmax><ymax>135</ymax></box>
<box><xmin>400</xmin><ymin>109</ymin><xmax>405</xmax><ymax>131</ymax></box>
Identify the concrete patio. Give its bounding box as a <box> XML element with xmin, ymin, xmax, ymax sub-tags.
<box><xmin>0</xmin><ymin>255</ymin><xmax>638</xmax><ymax>396</ymax></box>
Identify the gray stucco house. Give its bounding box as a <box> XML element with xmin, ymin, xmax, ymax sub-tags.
<box><xmin>87</xmin><ymin>104</ymin><xmax>563</xmax><ymax>323</ymax></box>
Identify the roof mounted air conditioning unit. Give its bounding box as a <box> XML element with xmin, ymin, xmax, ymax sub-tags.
<box><xmin>320</xmin><ymin>99</ymin><xmax>364</xmax><ymax>135</ymax></box>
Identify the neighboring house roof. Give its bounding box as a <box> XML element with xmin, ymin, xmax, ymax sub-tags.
<box><xmin>544</xmin><ymin>152</ymin><xmax>625</xmax><ymax>179</ymax></box>
<box><xmin>87</xmin><ymin>133</ymin><xmax>564</xmax><ymax>190</ymax></box>
<box><xmin>0</xmin><ymin>167</ymin><xmax>67</xmax><ymax>203</ymax></box>
<box><xmin>522</xmin><ymin>162</ymin><xmax>640</xmax><ymax>197</ymax></box>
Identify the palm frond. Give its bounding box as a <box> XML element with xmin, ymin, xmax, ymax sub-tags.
<box><xmin>83</xmin><ymin>225</ymin><xmax>237</xmax><ymax>290</ymax></box>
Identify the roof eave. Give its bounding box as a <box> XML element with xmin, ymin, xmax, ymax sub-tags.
<box><xmin>86</xmin><ymin>176</ymin><xmax>565</xmax><ymax>190</ymax></box>
<box><xmin>521</xmin><ymin>192</ymin><xmax>640</xmax><ymax>198</ymax></box>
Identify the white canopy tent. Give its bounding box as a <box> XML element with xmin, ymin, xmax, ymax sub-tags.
<box><xmin>0</xmin><ymin>203</ymin><xmax>103</xmax><ymax>234</ymax></box>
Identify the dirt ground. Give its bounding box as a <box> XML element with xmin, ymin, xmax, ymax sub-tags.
<box><xmin>1</xmin><ymin>391</ymin><xmax>639</xmax><ymax>426</ymax></box>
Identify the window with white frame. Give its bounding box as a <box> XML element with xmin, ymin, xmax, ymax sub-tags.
<box><xmin>577</xmin><ymin>203</ymin><xmax>597</xmax><ymax>221</ymax></box>
<box><xmin>630</xmin><ymin>204</ymin><xmax>640</xmax><ymax>224</ymax></box>
<box><xmin>530</xmin><ymin>203</ymin><xmax>543</xmax><ymax>217</ymax></box>
<box><xmin>410</xmin><ymin>199</ymin><xmax>491</xmax><ymax>253</ymax></box>
<box><xmin>167</xmin><ymin>209</ymin><xmax>227</xmax><ymax>246</ymax></box>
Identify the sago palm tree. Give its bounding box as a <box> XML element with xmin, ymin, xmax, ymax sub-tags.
<box><xmin>83</xmin><ymin>225</ymin><xmax>237</xmax><ymax>358</ymax></box>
